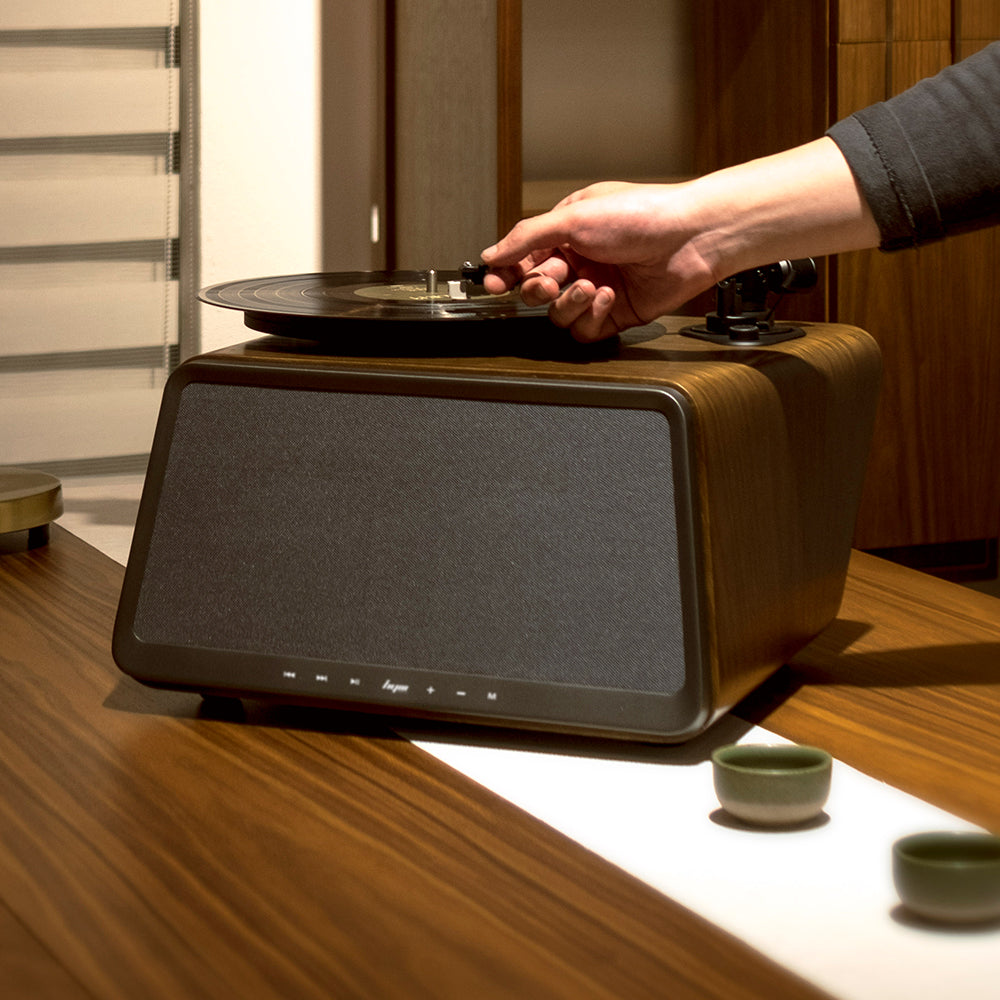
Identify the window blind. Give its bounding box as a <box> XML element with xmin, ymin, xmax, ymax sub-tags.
<box><xmin>0</xmin><ymin>1</ymin><xmax>195</xmax><ymax>477</ymax></box>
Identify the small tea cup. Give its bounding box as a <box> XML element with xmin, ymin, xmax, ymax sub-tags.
<box><xmin>893</xmin><ymin>831</ymin><xmax>1000</xmax><ymax>924</ymax></box>
<box><xmin>711</xmin><ymin>743</ymin><xmax>832</xmax><ymax>827</ymax></box>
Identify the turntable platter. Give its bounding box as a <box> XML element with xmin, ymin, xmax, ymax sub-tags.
<box><xmin>200</xmin><ymin>270</ymin><xmax>551</xmax><ymax>337</ymax></box>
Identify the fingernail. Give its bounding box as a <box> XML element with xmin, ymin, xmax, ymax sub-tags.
<box><xmin>481</xmin><ymin>245</ymin><xmax>498</xmax><ymax>261</ymax></box>
<box><xmin>570</xmin><ymin>285</ymin><xmax>589</xmax><ymax>304</ymax></box>
<box><xmin>595</xmin><ymin>288</ymin><xmax>613</xmax><ymax>308</ymax></box>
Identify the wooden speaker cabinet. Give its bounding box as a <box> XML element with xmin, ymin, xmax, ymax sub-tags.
<box><xmin>114</xmin><ymin>318</ymin><xmax>879</xmax><ymax>741</ymax></box>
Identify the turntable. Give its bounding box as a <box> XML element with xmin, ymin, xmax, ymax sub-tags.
<box><xmin>114</xmin><ymin>265</ymin><xmax>881</xmax><ymax>742</ymax></box>
<box><xmin>199</xmin><ymin>258</ymin><xmax>822</xmax><ymax>349</ymax></box>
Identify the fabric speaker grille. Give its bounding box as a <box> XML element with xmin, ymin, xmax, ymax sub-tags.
<box><xmin>132</xmin><ymin>382</ymin><xmax>688</xmax><ymax>695</ymax></box>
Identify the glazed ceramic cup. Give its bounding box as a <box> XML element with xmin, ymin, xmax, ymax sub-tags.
<box><xmin>711</xmin><ymin>743</ymin><xmax>832</xmax><ymax>827</ymax></box>
<box><xmin>892</xmin><ymin>831</ymin><xmax>1000</xmax><ymax>924</ymax></box>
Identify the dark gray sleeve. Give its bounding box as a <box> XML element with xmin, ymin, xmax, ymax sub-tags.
<box><xmin>827</xmin><ymin>42</ymin><xmax>1000</xmax><ymax>250</ymax></box>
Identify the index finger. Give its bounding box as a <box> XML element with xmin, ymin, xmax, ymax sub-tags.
<box><xmin>481</xmin><ymin>208</ymin><xmax>575</xmax><ymax>268</ymax></box>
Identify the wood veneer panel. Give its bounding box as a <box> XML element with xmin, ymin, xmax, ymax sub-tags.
<box><xmin>890</xmin><ymin>0</ymin><xmax>951</xmax><ymax>40</ymax></box>
<box><xmin>638</xmin><ymin>324</ymin><xmax>880</xmax><ymax>705</ymax></box>
<box><xmin>838</xmin><ymin>0</ymin><xmax>888</xmax><ymax>43</ymax></box>
<box><xmin>956</xmin><ymin>0</ymin><xmax>1000</xmax><ymax>39</ymax></box>
<box><xmin>692</xmin><ymin>0</ymin><xmax>828</xmax><ymax>172</ymax></box>
<box><xmin>956</xmin><ymin>37</ymin><xmax>999</xmax><ymax>58</ymax></box>
<box><xmin>496</xmin><ymin>0</ymin><xmax>522</xmax><ymax>236</ymax></box>
<box><xmin>841</xmin><ymin>230</ymin><xmax>1000</xmax><ymax>548</ymax></box>
<box><xmin>888</xmin><ymin>38</ymin><xmax>951</xmax><ymax>92</ymax></box>
<box><xmin>835</xmin><ymin>41</ymin><xmax>887</xmax><ymax>113</ymax></box>
<box><xmin>692</xmin><ymin>0</ymin><xmax>829</xmax><ymax>322</ymax></box>
<box><xmin>0</xmin><ymin>528</ymin><xmax>834</xmax><ymax>1000</ymax></box>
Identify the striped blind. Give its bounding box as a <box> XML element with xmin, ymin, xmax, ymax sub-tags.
<box><xmin>0</xmin><ymin>1</ymin><xmax>193</xmax><ymax>477</ymax></box>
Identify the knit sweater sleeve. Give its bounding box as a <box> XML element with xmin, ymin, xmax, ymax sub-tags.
<box><xmin>826</xmin><ymin>41</ymin><xmax>1000</xmax><ymax>250</ymax></box>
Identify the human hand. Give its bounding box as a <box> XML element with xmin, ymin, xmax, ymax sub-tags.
<box><xmin>481</xmin><ymin>181</ymin><xmax>720</xmax><ymax>342</ymax></box>
<box><xmin>481</xmin><ymin>139</ymin><xmax>882</xmax><ymax>342</ymax></box>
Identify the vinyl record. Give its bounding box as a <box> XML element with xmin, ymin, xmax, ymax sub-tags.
<box><xmin>200</xmin><ymin>271</ymin><xmax>551</xmax><ymax>336</ymax></box>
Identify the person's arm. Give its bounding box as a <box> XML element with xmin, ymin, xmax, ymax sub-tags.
<box><xmin>828</xmin><ymin>40</ymin><xmax>1000</xmax><ymax>250</ymax></box>
<box><xmin>482</xmin><ymin>137</ymin><xmax>879</xmax><ymax>342</ymax></box>
<box><xmin>484</xmin><ymin>41</ymin><xmax>1000</xmax><ymax>342</ymax></box>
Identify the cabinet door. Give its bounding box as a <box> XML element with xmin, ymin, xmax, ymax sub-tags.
<box><xmin>836</xmin><ymin>1</ymin><xmax>1000</xmax><ymax>551</ymax></box>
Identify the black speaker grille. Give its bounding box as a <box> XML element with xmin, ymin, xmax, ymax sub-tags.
<box><xmin>133</xmin><ymin>382</ymin><xmax>687</xmax><ymax>694</ymax></box>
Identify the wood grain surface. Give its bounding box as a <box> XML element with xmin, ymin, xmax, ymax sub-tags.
<box><xmin>1</xmin><ymin>527</ymin><xmax>837</xmax><ymax>1000</ymax></box>
<box><xmin>496</xmin><ymin>0</ymin><xmax>522</xmax><ymax>238</ymax></box>
<box><xmin>958</xmin><ymin>0</ymin><xmax>1000</xmax><ymax>45</ymax></box>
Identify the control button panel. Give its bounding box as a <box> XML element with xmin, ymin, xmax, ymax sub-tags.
<box><xmin>274</xmin><ymin>666</ymin><xmax>503</xmax><ymax>711</ymax></box>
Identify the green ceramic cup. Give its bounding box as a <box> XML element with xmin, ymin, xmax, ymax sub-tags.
<box><xmin>711</xmin><ymin>743</ymin><xmax>832</xmax><ymax>827</ymax></box>
<box><xmin>893</xmin><ymin>831</ymin><xmax>1000</xmax><ymax>924</ymax></box>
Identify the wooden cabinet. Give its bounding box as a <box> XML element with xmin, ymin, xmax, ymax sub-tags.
<box><xmin>693</xmin><ymin>1</ymin><xmax>1000</xmax><ymax>568</ymax></box>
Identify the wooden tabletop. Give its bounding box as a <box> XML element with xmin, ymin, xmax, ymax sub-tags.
<box><xmin>2</xmin><ymin>527</ymin><xmax>999</xmax><ymax>999</ymax></box>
